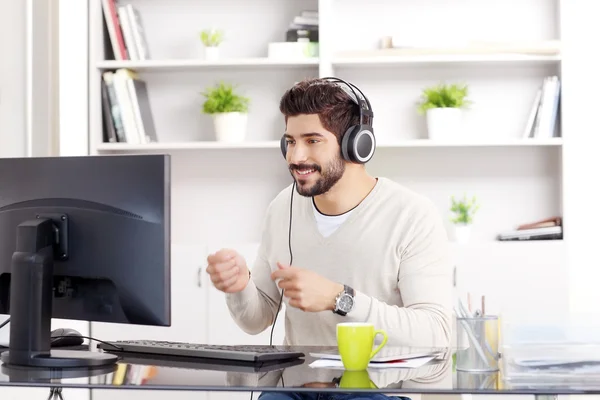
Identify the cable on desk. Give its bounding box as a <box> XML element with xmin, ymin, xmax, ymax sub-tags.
<box><xmin>0</xmin><ymin>321</ymin><xmax>119</xmax><ymax>353</ymax></box>
<box><xmin>0</xmin><ymin>319</ymin><xmax>118</xmax><ymax>350</ymax></box>
<box><xmin>52</xmin><ymin>335</ymin><xmax>123</xmax><ymax>350</ymax></box>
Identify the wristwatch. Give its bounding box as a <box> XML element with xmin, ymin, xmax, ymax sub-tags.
<box><xmin>333</xmin><ymin>285</ymin><xmax>355</xmax><ymax>316</ymax></box>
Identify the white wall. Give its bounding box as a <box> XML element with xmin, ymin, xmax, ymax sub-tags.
<box><xmin>0</xmin><ymin>0</ymin><xmax>27</xmax><ymax>349</ymax></box>
<box><xmin>28</xmin><ymin>0</ymin><xmax>60</xmax><ymax>157</ymax></box>
<box><xmin>0</xmin><ymin>0</ymin><xmax>26</xmax><ymax>157</ymax></box>
<box><xmin>0</xmin><ymin>0</ymin><xmax>60</xmax><ymax>159</ymax></box>
<box><xmin>560</xmin><ymin>0</ymin><xmax>600</xmax><ymax>317</ymax></box>
<box><xmin>0</xmin><ymin>1</ymin><xmax>88</xmax><ymax>399</ymax></box>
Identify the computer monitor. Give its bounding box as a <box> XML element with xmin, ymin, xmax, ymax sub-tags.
<box><xmin>0</xmin><ymin>154</ymin><xmax>171</xmax><ymax>369</ymax></box>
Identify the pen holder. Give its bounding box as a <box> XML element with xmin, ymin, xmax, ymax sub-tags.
<box><xmin>456</xmin><ymin>315</ymin><xmax>499</xmax><ymax>372</ymax></box>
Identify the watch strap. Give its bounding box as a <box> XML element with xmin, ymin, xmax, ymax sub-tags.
<box><xmin>344</xmin><ymin>284</ymin><xmax>355</xmax><ymax>297</ymax></box>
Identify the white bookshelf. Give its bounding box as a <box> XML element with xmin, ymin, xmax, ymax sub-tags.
<box><xmin>83</xmin><ymin>4</ymin><xmax>574</xmax><ymax>362</ymax></box>
<box><xmin>95</xmin><ymin>55</ymin><xmax>559</xmax><ymax>71</ymax></box>
<box><xmin>86</xmin><ymin>0</ymin><xmax>566</xmax><ymax>280</ymax></box>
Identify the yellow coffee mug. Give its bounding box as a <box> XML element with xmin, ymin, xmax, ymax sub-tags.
<box><xmin>336</xmin><ymin>322</ymin><xmax>388</xmax><ymax>371</ymax></box>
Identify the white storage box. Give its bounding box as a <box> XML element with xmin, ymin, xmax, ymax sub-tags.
<box><xmin>501</xmin><ymin>317</ymin><xmax>600</xmax><ymax>387</ymax></box>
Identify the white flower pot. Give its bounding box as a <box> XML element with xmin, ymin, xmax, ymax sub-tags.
<box><xmin>454</xmin><ymin>224</ymin><xmax>471</xmax><ymax>244</ymax></box>
<box><xmin>426</xmin><ymin>108</ymin><xmax>463</xmax><ymax>140</ymax></box>
<box><xmin>205</xmin><ymin>46</ymin><xmax>219</xmax><ymax>61</ymax></box>
<box><xmin>212</xmin><ymin>112</ymin><xmax>248</xmax><ymax>143</ymax></box>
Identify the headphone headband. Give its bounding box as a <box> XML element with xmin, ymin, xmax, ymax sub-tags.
<box><xmin>320</xmin><ymin>77</ymin><xmax>373</xmax><ymax>128</ymax></box>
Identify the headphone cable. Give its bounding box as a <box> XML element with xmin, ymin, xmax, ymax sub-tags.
<box><xmin>251</xmin><ymin>182</ymin><xmax>293</xmax><ymax>400</ymax></box>
<box><xmin>269</xmin><ymin>181</ymin><xmax>294</xmax><ymax>347</ymax></box>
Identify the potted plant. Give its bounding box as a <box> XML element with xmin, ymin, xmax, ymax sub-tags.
<box><xmin>417</xmin><ymin>83</ymin><xmax>472</xmax><ymax>140</ymax></box>
<box><xmin>201</xmin><ymin>82</ymin><xmax>250</xmax><ymax>143</ymax></box>
<box><xmin>449</xmin><ymin>194</ymin><xmax>479</xmax><ymax>243</ymax></box>
<box><xmin>200</xmin><ymin>28</ymin><xmax>224</xmax><ymax>61</ymax></box>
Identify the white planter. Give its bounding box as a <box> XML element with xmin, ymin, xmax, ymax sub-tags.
<box><xmin>426</xmin><ymin>108</ymin><xmax>463</xmax><ymax>140</ymax></box>
<box><xmin>212</xmin><ymin>112</ymin><xmax>248</xmax><ymax>143</ymax></box>
<box><xmin>454</xmin><ymin>224</ymin><xmax>471</xmax><ymax>244</ymax></box>
<box><xmin>205</xmin><ymin>46</ymin><xmax>219</xmax><ymax>61</ymax></box>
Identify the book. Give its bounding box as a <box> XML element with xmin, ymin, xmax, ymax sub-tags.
<box><xmin>517</xmin><ymin>216</ymin><xmax>562</xmax><ymax>230</ymax></box>
<box><xmin>497</xmin><ymin>225</ymin><xmax>563</xmax><ymax>241</ymax></box>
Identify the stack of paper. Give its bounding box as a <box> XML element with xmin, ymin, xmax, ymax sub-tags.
<box><xmin>308</xmin><ymin>349</ymin><xmax>441</xmax><ymax>370</ymax></box>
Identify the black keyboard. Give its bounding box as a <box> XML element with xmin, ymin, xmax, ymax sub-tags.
<box><xmin>97</xmin><ymin>340</ymin><xmax>305</xmax><ymax>363</ymax></box>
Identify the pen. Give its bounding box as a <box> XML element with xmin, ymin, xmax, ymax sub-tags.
<box><xmin>482</xmin><ymin>295</ymin><xmax>486</xmax><ymax>316</ymax></box>
<box><xmin>468</xmin><ymin>292</ymin><xmax>472</xmax><ymax>313</ymax></box>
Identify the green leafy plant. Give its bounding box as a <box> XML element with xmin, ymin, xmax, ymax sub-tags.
<box><xmin>201</xmin><ymin>82</ymin><xmax>250</xmax><ymax>114</ymax></box>
<box><xmin>200</xmin><ymin>28</ymin><xmax>224</xmax><ymax>47</ymax></box>
<box><xmin>417</xmin><ymin>82</ymin><xmax>472</xmax><ymax>115</ymax></box>
<box><xmin>450</xmin><ymin>194</ymin><xmax>479</xmax><ymax>225</ymax></box>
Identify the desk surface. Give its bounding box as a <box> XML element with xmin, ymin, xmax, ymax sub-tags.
<box><xmin>0</xmin><ymin>346</ymin><xmax>597</xmax><ymax>396</ymax></box>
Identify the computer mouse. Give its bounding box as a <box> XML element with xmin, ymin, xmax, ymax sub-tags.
<box><xmin>50</xmin><ymin>328</ymin><xmax>84</xmax><ymax>347</ymax></box>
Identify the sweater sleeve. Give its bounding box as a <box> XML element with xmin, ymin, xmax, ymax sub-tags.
<box><xmin>224</xmin><ymin>207</ymin><xmax>282</xmax><ymax>335</ymax></box>
<box><xmin>344</xmin><ymin>201</ymin><xmax>453</xmax><ymax>347</ymax></box>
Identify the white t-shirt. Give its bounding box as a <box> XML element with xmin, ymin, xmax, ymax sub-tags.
<box><xmin>311</xmin><ymin>199</ymin><xmax>353</xmax><ymax>237</ymax></box>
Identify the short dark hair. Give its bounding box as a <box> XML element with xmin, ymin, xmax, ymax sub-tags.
<box><xmin>279</xmin><ymin>78</ymin><xmax>360</xmax><ymax>145</ymax></box>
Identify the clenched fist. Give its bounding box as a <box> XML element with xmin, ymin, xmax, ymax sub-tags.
<box><xmin>206</xmin><ymin>249</ymin><xmax>250</xmax><ymax>293</ymax></box>
<box><xmin>271</xmin><ymin>262</ymin><xmax>343</xmax><ymax>312</ymax></box>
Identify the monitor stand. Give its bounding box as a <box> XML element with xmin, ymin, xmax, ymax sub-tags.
<box><xmin>0</xmin><ymin>217</ymin><xmax>118</xmax><ymax>368</ymax></box>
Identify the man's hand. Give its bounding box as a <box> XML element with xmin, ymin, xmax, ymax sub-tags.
<box><xmin>271</xmin><ymin>262</ymin><xmax>343</xmax><ymax>312</ymax></box>
<box><xmin>206</xmin><ymin>249</ymin><xmax>250</xmax><ymax>293</ymax></box>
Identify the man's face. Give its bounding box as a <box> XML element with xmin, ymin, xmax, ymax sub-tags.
<box><xmin>284</xmin><ymin>114</ymin><xmax>346</xmax><ymax>197</ymax></box>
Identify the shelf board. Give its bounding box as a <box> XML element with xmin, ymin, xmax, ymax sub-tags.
<box><xmin>95</xmin><ymin>54</ymin><xmax>560</xmax><ymax>70</ymax></box>
<box><xmin>378</xmin><ymin>138</ymin><xmax>563</xmax><ymax>147</ymax></box>
<box><xmin>333</xmin><ymin>53</ymin><xmax>561</xmax><ymax>68</ymax></box>
<box><xmin>96</xmin><ymin>141</ymin><xmax>280</xmax><ymax>151</ymax></box>
<box><xmin>96</xmin><ymin>57</ymin><xmax>319</xmax><ymax>71</ymax></box>
<box><xmin>450</xmin><ymin>239</ymin><xmax>564</xmax><ymax>249</ymax></box>
<box><xmin>95</xmin><ymin>138</ymin><xmax>563</xmax><ymax>152</ymax></box>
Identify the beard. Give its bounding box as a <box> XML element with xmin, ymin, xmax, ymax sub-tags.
<box><xmin>289</xmin><ymin>153</ymin><xmax>346</xmax><ymax>197</ymax></box>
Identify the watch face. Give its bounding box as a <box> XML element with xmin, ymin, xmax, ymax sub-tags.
<box><xmin>338</xmin><ymin>294</ymin><xmax>354</xmax><ymax>312</ymax></box>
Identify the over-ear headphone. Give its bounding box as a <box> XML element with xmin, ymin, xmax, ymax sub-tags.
<box><xmin>280</xmin><ymin>77</ymin><xmax>375</xmax><ymax>164</ymax></box>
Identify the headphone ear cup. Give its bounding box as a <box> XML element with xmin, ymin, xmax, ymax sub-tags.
<box><xmin>280</xmin><ymin>136</ymin><xmax>287</xmax><ymax>159</ymax></box>
<box><xmin>355</xmin><ymin>125</ymin><xmax>375</xmax><ymax>164</ymax></box>
<box><xmin>341</xmin><ymin>125</ymin><xmax>375</xmax><ymax>164</ymax></box>
<box><xmin>341</xmin><ymin>125</ymin><xmax>358</xmax><ymax>163</ymax></box>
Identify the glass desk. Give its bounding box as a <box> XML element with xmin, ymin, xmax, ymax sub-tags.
<box><xmin>0</xmin><ymin>346</ymin><xmax>598</xmax><ymax>399</ymax></box>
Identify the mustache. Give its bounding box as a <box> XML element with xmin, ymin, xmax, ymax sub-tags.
<box><xmin>289</xmin><ymin>163</ymin><xmax>321</xmax><ymax>173</ymax></box>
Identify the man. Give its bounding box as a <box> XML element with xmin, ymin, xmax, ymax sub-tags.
<box><xmin>206</xmin><ymin>77</ymin><xmax>453</xmax><ymax>349</ymax></box>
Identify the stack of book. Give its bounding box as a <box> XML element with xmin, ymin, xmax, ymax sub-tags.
<box><xmin>497</xmin><ymin>217</ymin><xmax>563</xmax><ymax>241</ymax></box>
<box><xmin>268</xmin><ymin>10</ymin><xmax>319</xmax><ymax>59</ymax></box>
<box><xmin>101</xmin><ymin>69</ymin><xmax>157</xmax><ymax>144</ymax></box>
<box><xmin>286</xmin><ymin>10</ymin><xmax>318</xmax><ymax>43</ymax></box>
<box><xmin>522</xmin><ymin>75</ymin><xmax>561</xmax><ymax>139</ymax></box>
<box><xmin>102</xmin><ymin>0</ymin><xmax>150</xmax><ymax>61</ymax></box>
